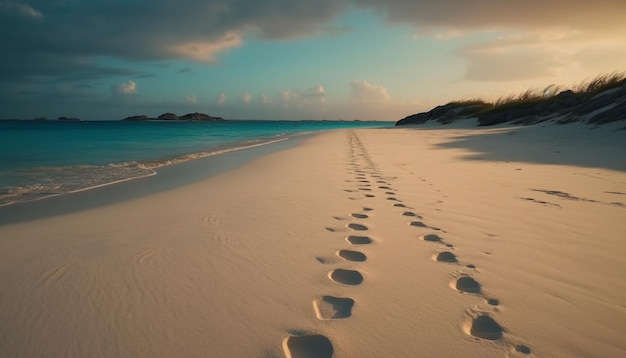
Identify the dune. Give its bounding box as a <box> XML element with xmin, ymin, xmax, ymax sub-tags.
<box><xmin>0</xmin><ymin>121</ymin><xmax>625</xmax><ymax>357</ymax></box>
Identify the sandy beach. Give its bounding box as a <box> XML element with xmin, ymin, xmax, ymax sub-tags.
<box><xmin>1</xmin><ymin>122</ymin><xmax>625</xmax><ymax>357</ymax></box>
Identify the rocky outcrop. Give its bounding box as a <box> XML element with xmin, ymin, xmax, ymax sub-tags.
<box><xmin>123</xmin><ymin>115</ymin><xmax>153</xmax><ymax>121</ymax></box>
<box><xmin>180</xmin><ymin>112</ymin><xmax>223</xmax><ymax>121</ymax></box>
<box><xmin>396</xmin><ymin>78</ymin><xmax>626</xmax><ymax>127</ymax></box>
<box><xmin>157</xmin><ymin>113</ymin><xmax>180</xmax><ymax>120</ymax></box>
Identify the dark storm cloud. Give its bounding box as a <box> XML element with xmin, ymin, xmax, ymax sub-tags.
<box><xmin>2</xmin><ymin>0</ymin><xmax>623</xmax><ymax>83</ymax></box>
<box><xmin>0</xmin><ymin>0</ymin><xmax>347</xmax><ymax>82</ymax></box>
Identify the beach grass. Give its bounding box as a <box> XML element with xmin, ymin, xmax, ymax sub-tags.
<box><xmin>449</xmin><ymin>72</ymin><xmax>625</xmax><ymax>113</ymax></box>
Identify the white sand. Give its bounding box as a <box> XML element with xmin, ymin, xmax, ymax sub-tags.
<box><xmin>1</xmin><ymin>122</ymin><xmax>625</xmax><ymax>357</ymax></box>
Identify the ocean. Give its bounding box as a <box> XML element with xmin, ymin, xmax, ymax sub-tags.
<box><xmin>0</xmin><ymin>119</ymin><xmax>391</xmax><ymax>207</ymax></box>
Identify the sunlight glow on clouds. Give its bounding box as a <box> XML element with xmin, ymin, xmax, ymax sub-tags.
<box><xmin>0</xmin><ymin>0</ymin><xmax>624</xmax><ymax>120</ymax></box>
<box><xmin>169</xmin><ymin>32</ymin><xmax>243</xmax><ymax>62</ymax></box>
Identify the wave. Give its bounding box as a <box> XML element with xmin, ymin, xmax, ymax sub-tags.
<box><xmin>0</xmin><ymin>137</ymin><xmax>289</xmax><ymax>207</ymax></box>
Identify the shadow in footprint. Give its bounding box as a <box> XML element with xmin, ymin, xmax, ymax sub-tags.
<box><xmin>283</xmin><ymin>335</ymin><xmax>334</xmax><ymax>358</ymax></box>
<box><xmin>434</xmin><ymin>251</ymin><xmax>457</xmax><ymax>263</ymax></box>
<box><xmin>420</xmin><ymin>234</ymin><xmax>442</xmax><ymax>242</ymax></box>
<box><xmin>454</xmin><ymin>276</ymin><xmax>481</xmax><ymax>293</ymax></box>
<box><xmin>338</xmin><ymin>250</ymin><xmax>366</xmax><ymax>262</ymax></box>
<box><xmin>464</xmin><ymin>314</ymin><xmax>503</xmax><ymax>340</ymax></box>
<box><xmin>329</xmin><ymin>269</ymin><xmax>363</xmax><ymax>285</ymax></box>
<box><xmin>410</xmin><ymin>221</ymin><xmax>428</xmax><ymax>228</ymax></box>
<box><xmin>346</xmin><ymin>235</ymin><xmax>372</xmax><ymax>245</ymax></box>
<box><xmin>348</xmin><ymin>223</ymin><xmax>368</xmax><ymax>231</ymax></box>
<box><xmin>515</xmin><ymin>344</ymin><xmax>532</xmax><ymax>354</ymax></box>
<box><xmin>314</xmin><ymin>296</ymin><xmax>355</xmax><ymax>320</ymax></box>
<box><xmin>393</xmin><ymin>203</ymin><xmax>407</xmax><ymax>208</ymax></box>
<box><xmin>351</xmin><ymin>213</ymin><xmax>368</xmax><ymax>219</ymax></box>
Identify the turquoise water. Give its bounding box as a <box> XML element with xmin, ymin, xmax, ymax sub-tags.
<box><xmin>0</xmin><ymin>120</ymin><xmax>390</xmax><ymax>206</ymax></box>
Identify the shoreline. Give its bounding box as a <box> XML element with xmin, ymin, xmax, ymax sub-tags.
<box><xmin>0</xmin><ymin>122</ymin><xmax>624</xmax><ymax>357</ymax></box>
<box><xmin>0</xmin><ymin>133</ymin><xmax>306</xmax><ymax>225</ymax></box>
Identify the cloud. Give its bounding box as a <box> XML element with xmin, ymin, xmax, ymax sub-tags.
<box><xmin>260</xmin><ymin>93</ymin><xmax>273</xmax><ymax>106</ymax></box>
<box><xmin>184</xmin><ymin>94</ymin><xmax>198</xmax><ymax>104</ymax></box>
<box><xmin>350</xmin><ymin>80</ymin><xmax>389</xmax><ymax>102</ymax></box>
<box><xmin>303</xmin><ymin>85</ymin><xmax>326</xmax><ymax>99</ymax></box>
<box><xmin>0</xmin><ymin>1</ymin><xmax>42</xmax><ymax>19</ymax></box>
<box><xmin>169</xmin><ymin>32</ymin><xmax>243</xmax><ymax>63</ymax></box>
<box><xmin>278</xmin><ymin>85</ymin><xmax>326</xmax><ymax>106</ymax></box>
<box><xmin>114</xmin><ymin>80</ymin><xmax>137</xmax><ymax>95</ymax></box>
<box><xmin>216</xmin><ymin>93</ymin><xmax>227</xmax><ymax>105</ymax></box>
<box><xmin>240</xmin><ymin>92</ymin><xmax>252</xmax><ymax>105</ymax></box>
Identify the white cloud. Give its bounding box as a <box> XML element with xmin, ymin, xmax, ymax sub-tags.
<box><xmin>260</xmin><ymin>93</ymin><xmax>273</xmax><ymax>105</ymax></box>
<box><xmin>278</xmin><ymin>85</ymin><xmax>326</xmax><ymax>106</ymax></box>
<box><xmin>185</xmin><ymin>95</ymin><xmax>198</xmax><ymax>104</ymax></box>
<box><xmin>216</xmin><ymin>93</ymin><xmax>227</xmax><ymax>105</ymax></box>
<box><xmin>240</xmin><ymin>92</ymin><xmax>252</xmax><ymax>105</ymax></box>
<box><xmin>114</xmin><ymin>80</ymin><xmax>137</xmax><ymax>95</ymax></box>
<box><xmin>350</xmin><ymin>80</ymin><xmax>390</xmax><ymax>102</ymax></box>
<box><xmin>303</xmin><ymin>85</ymin><xmax>325</xmax><ymax>98</ymax></box>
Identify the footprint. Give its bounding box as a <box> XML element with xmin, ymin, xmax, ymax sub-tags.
<box><xmin>410</xmin><ymin>221</ymin><xmax>427</xmax><ymax>228</ymax></box>
<box><xmin>347</xmin><ymin>223</ymin><xmax>368</xmax><ymax>231</ymax></box>
<box><xmin>453</xmin><ymin>276</ymin><xmax>481</xmax><ymax>293</ymax></box>
<box><xmin>313</xmin><ymin>296</ymin><xmax>355</xmax><ymax>320</ymax></box>
<box><xmin>384</xmin><ymin>191</ymin><xmax>395</xmax><ymax>195</ymax></box>
<box><xmin>283</xmin><ymin>335</ymin><xmax>334</xmax><ymax>358</ymax></box>
<box><xmin>364</xmin><ymin>194</ymin><xmax>375</xmax><ymax>198</ymax></box>
<box><xmin>514</xmin><ymin>344</ymin><xmax>532</xmax><ymax>354</ymax></box>
<box><xmin>393</xmin><ymin>203</ymin><xmax>407</xmax><ymax>208</ymax></box>
<box><xmin>378</xmin><ymin>186</ymin><xmax>392</xmax><ymax>190</ymax></box>
<box><xmin>386</xmin><ymin>197</ymin><xmax>399</xmax><ymax>201</ymax></box>
<box><xmin>486</xmin><ymin>298</ymin><xmax>500</xmax><ymax>306</ymax></box>
<box><xmin>346</xmin><ymin>235</ymin><xmax>373</xmax><ymax>245</ymax></box>
<box><xmin>362</xmin><ymin>207</ymin><xmax>373</xmax><ymax>212</ymax></box>
<box><xmin>433</xmin><ymin>251</ymin><xmax>457</xmax><ymax>263</ymax></box>
<box><xmin>351</xmin><ymin>213</ymin><xmax>368</xmax><ymax>219</ymax></box>
<box><xmin>420</xmin><ymin>234</ymin><xmax>442</xmax><ymax>242</ymax></box>
<box><xmin>338</xmin><ymin>249</ymin><xmax>367</xmax><ymax>262</ymax></box>
<box><xmin>329</xmin><ymin>269</ymin><xmax>364</xmax><ymax>285</ymax></box>
<box><xmin>401</xmin><ymin>211</ymin><xmax>420</xmax><ymax>218</ymax></box>
<box><xmin>359</xmin><ymin>188</ymin><xmax>372</xmax><ymax>191</ymax></box>
<box><xmin>463</xmin><ymin>314</ymin><xmax>503</xmax><ymax>340</ymax></box>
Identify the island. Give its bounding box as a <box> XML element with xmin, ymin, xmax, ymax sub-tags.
<box><xmin>122</xmin><ymin>112</ymin><xmax>224</xmax><ymax>121</ymax></box>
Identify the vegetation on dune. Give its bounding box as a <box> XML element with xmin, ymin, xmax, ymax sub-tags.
<box><xmin>397</xmin><ymin>72</ymin><xmax>626</xmax><ymax>126</ymax></box>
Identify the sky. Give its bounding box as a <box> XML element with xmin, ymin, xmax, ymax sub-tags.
<box><xmin>1</xmin><ymin>0</ymin><xmax>625</xmax><ymax>121</ymax></box>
